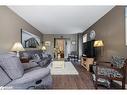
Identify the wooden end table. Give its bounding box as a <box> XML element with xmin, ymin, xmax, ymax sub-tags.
<box><xmin>20</xmin><ymin>58</ymin><xmax>29</xmax><ymax>63</ymax></box>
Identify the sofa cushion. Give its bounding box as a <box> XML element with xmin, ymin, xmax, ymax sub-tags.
<box><xmin>32</xmin><ymin>54</ymin><xmax>41</xmax><ymax>60</ymax></box>
<box><xmin>0</xmin><ymin>53</ymin><xmax>24</xmax><ymax>80</ymax></box>
<box><xmin>41</xmin><ymin>52</ymin><xmax>48</xmax><ymax>58</ymax></box>
<box><xmin>6</xmin><ymin>68</ymin><xmax>50</xmax><ymax>86</ymax></box>
<box><xmin>24</xmin><ymin>66</ymin><xmax>42</xmax><ymax>73</ymax></box>
<box><xmin>0</xmin><ymin>66</ymin><xmax>11</xmax><ymax>86</ymax></box>
<box><xmin>38</xmin><ymin>58</ymin><xmax>50</xmax><ymax>67</ymax></box>
<box><xmin>22</xmin><ymin>61</ymin><xmax>39</xmax><ymax>70</ymax></box>
<box><xmin>20</xmin><ymin>50</ymin><xmax>43</xmax><ymax>59</ymax></box>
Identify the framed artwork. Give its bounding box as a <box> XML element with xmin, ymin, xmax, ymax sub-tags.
<box><xmin>83</xmin><ymin>34</ymin><xmax>87</xmax><ymax>43</ymax></box>
<box><xmin>21</xmin><ymin>29</ymin><xmax>40</xmax><ymax>48</ymax></box>
<box><xmin>72</xmin><ymin>41</ymin><xmax>76</xmax><ymax>45</ymax></box>
<box><xmin>89</xmin><ymin>30</ymin><xmax>96</xmax><ymax>40</ymax></box>
<box><xmin>45</xmin><ymin>41</ymin><xmax>51</xmax><ymax>46</ymax></box>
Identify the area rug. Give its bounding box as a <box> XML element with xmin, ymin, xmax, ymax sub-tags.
<box><xmin>48</xmin><ymin>61</ymin><xmax>79</xmax><ymax>75</ymax></box>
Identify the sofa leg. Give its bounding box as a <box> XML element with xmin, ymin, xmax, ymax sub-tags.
<box><xmin>110</xmin><ymin>80</ymin><xmax>113</xmax><ymax>89</ymax></box>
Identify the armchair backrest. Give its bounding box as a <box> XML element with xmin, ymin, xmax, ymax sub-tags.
<box><xmin>111</xmin><ymin>56</ymin><xmax>126</xmax><ymax>68</ymax></box>
<box><xmin>70</xmin><ymin>51</ymin><xmax>77</xmax><ymax>55</ymax></box>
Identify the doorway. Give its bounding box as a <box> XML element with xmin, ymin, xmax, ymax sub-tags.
<box><xmin>54</xmin><ymin>38</ymin><xmax>65</xmax><ymax>59</ymax></box>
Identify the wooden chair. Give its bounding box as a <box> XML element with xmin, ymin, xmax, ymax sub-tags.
<box><xmin>94</xmin><ymin>56</ymin><xmax>127</xmax><ymax>89</ymax></box>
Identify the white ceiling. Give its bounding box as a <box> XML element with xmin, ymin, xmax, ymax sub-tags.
<box><xmin>8</xmin><ymin>6</ymin><xmax>114</xmax><ymax>34</ymax></box>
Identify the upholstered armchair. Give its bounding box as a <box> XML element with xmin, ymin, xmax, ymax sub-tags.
<box><xmin>93</xmin><ymin>56</ymin><xmax>127</xmax><ymax>89</ymax></box>
<box><xmin>68</xmin><ymin>51</ymin><xmax>78</xmax><ymax>61</ymax></box>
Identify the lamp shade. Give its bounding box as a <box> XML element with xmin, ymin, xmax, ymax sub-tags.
<box><xmin>94</xmin><ymin>40</ymin><xmax>104</xmax><ymax>47</ymax></box>
<box><xmin>11</xmin><ymin>42</ymin><xmax>25</xmax><ymax>52</ymax></box>
<box><xmin>42</xmin><ymin>46</ymin><xmax>46</xmax><ymax>51</ymax></box>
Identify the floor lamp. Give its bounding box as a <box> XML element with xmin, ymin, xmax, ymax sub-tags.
<box><xmin>94</xmin><ymin>40</ymin><xmax>104</xmax><ymax>60</ymax></box>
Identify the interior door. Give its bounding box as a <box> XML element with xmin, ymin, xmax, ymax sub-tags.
<box><xmin>55</xmin><ymin>39</ymin><xmax>65</xmax><ymax>59</ymax></box>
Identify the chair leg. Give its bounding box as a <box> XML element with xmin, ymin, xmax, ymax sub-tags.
<box><xmin>110</xmin><ymin>80</ymin><xmax>113</xmax><ymax>88</ymax></box>
<box><xmin>95</xmin><ymin>82</ymin><xmax>97</xmax><ymax>89</ymax></box>
<box><xmin>122</xmin><ymin>80</ymin><xmax>125</xmax><ymax>89</ymax></box>
<box><xmin>95</xmin><ymin>76</ymin><xmax>98</xmax><ymax>89</ymax></box>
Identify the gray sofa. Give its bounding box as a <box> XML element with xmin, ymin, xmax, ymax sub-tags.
<box><xmin>20</xmin><ymin>50</ymin><xmax>52</xmax><ymax>67</ymax></box>
<box><xmin>0</xmin><ymin>53</ymin><xmax>52</xmax><ymax>89</ymax></box>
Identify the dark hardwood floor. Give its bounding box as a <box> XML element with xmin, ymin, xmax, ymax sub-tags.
<box><xmin>52</xmin><ymin>61</ymin><xmax>127</xmax><ymax>89</ymax></box>
<box><xmin>52</xmin><ymin>61</ymin><xmax>95</xmax><ymax>89</ymax></box>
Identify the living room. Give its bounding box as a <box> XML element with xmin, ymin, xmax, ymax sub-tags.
<box><xmin>0</xmin><ymin>4</ymin><xmax>127</xmax><ymax>91</ymax></box>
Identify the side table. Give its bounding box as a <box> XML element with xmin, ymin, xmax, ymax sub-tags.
<box><xmin>20</xmin><ymin>58</ymin><xmax>29</xmax><ymax>63</ymax></box>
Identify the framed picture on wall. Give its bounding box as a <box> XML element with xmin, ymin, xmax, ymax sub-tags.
<box><xmin>83</xmin><ymin>34</ymin><xmax>87</xmax><ymax>43</ymax></box>
<box><xmin>45</xmin><ymin>41</ymin><xmax>51</xmax><ymax>46</ymax></box>
<box><xmin>71</xmin><ymin>41</ymin><xmax>76</xmax><ymax>45</ymax></box>
<box><xmin>21</xmin><ymin>29</ymin><xmax>41</xmax><ymax>48</ymax></box>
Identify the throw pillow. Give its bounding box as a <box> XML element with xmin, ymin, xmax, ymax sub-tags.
<box><xmin>32</xmin><ymin>54</ymin><xmax>41</xmax><ymax>60</ymax></box>
<box><xmin>41</xmin><ymin>52</ymin><xmax>48</xmax><ymax>58</ymax></box>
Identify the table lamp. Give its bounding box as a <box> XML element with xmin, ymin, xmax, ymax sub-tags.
<box><xmin>11</xmin><ymin>42</ymin><xmax>25</xmax><ymax>57</ymax></box>
<box><xmin>42</xmin><ymin>46</ymin><xmax>46</xmax><ymax>52</ymax></box>
<box><xmin>94</xmin><ymin>40</ymin><xmax>104</xmax><ymax>59</ymax></box>
<box><xmin>94</xmin><ymin>40</ymin><xmax>104</xmax><ymax>47</ymax></box>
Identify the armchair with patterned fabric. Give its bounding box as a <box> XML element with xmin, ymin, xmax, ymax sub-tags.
<box><xmin>93</xmin><ymin>56</ymin><xmax>127</xmax><ymax>89</ymax></box>
<box><xmin>68</xmin><ymin>51</ymin><xmax>78</xmax><ymax>61</ymax></box>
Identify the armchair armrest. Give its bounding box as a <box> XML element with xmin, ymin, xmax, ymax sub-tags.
<box><xmin>96</xmin><ymin>61</ymin><xmax>123</xmax><ymax>71</ymax></box>
<box><xmin>95</xmin><ymin>61</ymin><xmax>112</xmax><ymax>68</ymax></box>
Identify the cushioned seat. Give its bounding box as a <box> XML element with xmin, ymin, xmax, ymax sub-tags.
<box><xmin>96</xmin><ymin>67</ymin><xmax>123</xmax><ymax>78</ymax></box>
<box><xmin>24</xmin><ymin>66</ymin><xmax>42</xmax><ymax>73</ymax></box>
<box><xmin>6</xmin><ymin>68</ymin><xmax>51</xmax><ymax>89</ymax></box>
<box><xmin>7</xmin><ymin>68</ymin><xmax>50</xmax><ymax>85</ymax></box>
